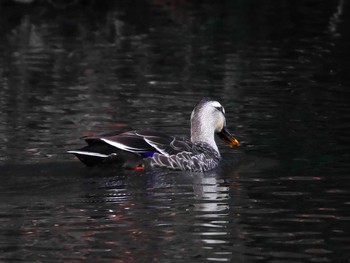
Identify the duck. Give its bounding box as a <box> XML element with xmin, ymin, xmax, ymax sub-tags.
<box><xmin>68</xmin><ymin>98</ymin><xmax>239</xmax><ymax>172</ymax></box>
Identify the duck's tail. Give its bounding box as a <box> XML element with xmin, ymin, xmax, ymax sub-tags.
<box><xmin>68</xmin><ymin>144</ymin><xmax>144</xmax><ymax>169</ymax></box>
<box><xmin>67</xmin><ymin>150</ymin><xmax>110</xmax><ymax>167</ymax></box>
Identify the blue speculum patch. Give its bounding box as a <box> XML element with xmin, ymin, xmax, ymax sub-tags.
<box><xmin>142</xmin><ymin>151</ymin><xmax>156</xmax><ymax>157</ymax></box>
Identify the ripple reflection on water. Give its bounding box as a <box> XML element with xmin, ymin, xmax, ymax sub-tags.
<box><xmin>1</xmin><ymin>0</ymin><xmax>350</xmax><ymax>262</ymax></box>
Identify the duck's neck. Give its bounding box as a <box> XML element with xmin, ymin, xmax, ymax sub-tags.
<box><xmin>191</xmin><ymin>118</ymin><xmax>219</xmax><ymax>154</ymax></box>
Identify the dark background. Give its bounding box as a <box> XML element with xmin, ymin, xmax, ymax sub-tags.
<box><xmin>0</xmin><ymin>0</ymin><xmax>349</xmax><ymax>262</ymax></box>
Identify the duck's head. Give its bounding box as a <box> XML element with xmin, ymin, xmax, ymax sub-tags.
<box><xmin>191</xmin><ymin>98</ymin><xmax>239</xmax><ymax>153</ymax></box>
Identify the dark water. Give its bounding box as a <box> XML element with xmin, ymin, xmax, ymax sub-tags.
<box><xmin>1</xmin><ymin>0</ymin><xmax>350</xmax><ymax>262</ymax></box>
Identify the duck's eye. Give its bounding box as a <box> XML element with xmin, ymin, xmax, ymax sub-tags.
<box><xmin>215</xmin><ymin>106</ymin><xmax>225</xmax><ymax>114</ymax></box>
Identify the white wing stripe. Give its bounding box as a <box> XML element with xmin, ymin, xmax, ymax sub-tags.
<box><xmin>67</xmin><ymin>150</ymin><xmax>108</xmax><ymax>158</ymax></box>
<box><xmin>144</xmin><ymin>137</ymin><xmax>170</xmax><ymax>157</ymax></box>
<box><xmin>100</xmin><ymin>138</ymin><xmax>146</xmax><ymax>153</ymax></box>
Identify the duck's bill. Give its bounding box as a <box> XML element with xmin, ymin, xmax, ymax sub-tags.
<box><xmin>218</xmin><ymin>127</ymin><xmax>239</xmax><ymax>147</ymax></box>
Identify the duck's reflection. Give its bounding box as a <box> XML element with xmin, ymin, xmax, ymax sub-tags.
<box><xmin>190</xmin><ymin>169</ymin><xmax>246</xmax><ymax>261</ymax></box>
<box><xmin>75</xmin><ymin>167</ymin><xmax>247</xmax><ymax>262</ymax></box>
<box><xmin>193</xmin><ymin>174</ymin><xmax>229</xmax><ymax>212</ymax></box>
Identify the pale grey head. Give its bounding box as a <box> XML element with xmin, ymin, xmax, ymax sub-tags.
<box><xmin>190</xmin><ymin>98</ymin><xmax>238</xmax><ymax>154</ymax></box>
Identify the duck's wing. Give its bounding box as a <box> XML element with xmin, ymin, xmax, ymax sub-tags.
<box><xmin>77</xmin><ymin>130</ymin><xmax>191</xmax><ymax>157</ymax></box>
<box><xmin>134</xmin><ymin>131</ymin><xmax>193</xmax><ymax>156</ymax></box>
<box><xmin>68</xmin><ymin>130</ymin><xmax>195</xmax><ymax>167</ymax></box>
<box><xmin>99</xmin><ymin>130</ymin><xmax>195</xmax><ymax>156</ymax></box>
<box><xmin>91</xmin><ymin>131</ymin><xmax>164</xmax><ymax>156</ymax></box>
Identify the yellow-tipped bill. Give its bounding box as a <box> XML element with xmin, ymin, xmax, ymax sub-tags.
<box><xmin>218</xmin><ymin>127</ymin><xmax>239</xmax><ymax>147</ymax></box>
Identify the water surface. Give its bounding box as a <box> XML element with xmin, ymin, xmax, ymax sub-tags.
<box><xmin>0</xmin><ymin>1</ymin><xmax>349</xmax><ymax>262</ymax></box>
